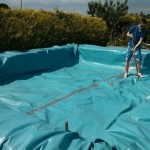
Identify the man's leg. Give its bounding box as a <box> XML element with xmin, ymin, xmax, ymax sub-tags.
<box><xmin>135</xmin><ymin>48</ymin><xmax>144</xmax><ymax>77</ymax></box>
<box><xmin>136</xmin><ymin>61</ymin><xmax>144</xmax><ymax>77</ymax></box>
<box><xmin>136</xmin><ymin>61</ymin><xmax>141</xmax><ymax>74</ymax></box>
<box><xmin>124</xmin><ymin>42</ymin><xmax>133</xmax><ymax>78</ymax></box>
<box><xmin>124</xmin><ymin>61</ymin><xmax>130</xmax><ymax>78</ymax></box>
<box><xmin>125</xmin><ymin>61</ymin><xmax>129</xmax><ymax>74</ymax></box>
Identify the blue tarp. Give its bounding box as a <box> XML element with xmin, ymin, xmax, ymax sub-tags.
<box><xmin>0</xmin><ymin>44</ymin><xmax>150</xmax><ymax>150</ymax></box>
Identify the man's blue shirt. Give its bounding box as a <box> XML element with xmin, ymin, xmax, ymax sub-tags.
<box><xmin>128</xmin><ymin>25</ymin><xmax>147</xmax><ymax>45</ymax></box>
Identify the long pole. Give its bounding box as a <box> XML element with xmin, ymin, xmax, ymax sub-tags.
<box><xmin>21</xmin><ymin>0</ymin><xmax>22</xmax><ymax>9</ymax></box>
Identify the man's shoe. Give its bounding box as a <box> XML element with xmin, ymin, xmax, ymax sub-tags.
<box><xmin>136</xmin><ymin>73</ymin><xmax>144</xmax><ymax>78</ymax></box>
<box><xmin>124</xmin><ymin>72</ymin><xmax>128</xmax><ymax>78</ymax></box>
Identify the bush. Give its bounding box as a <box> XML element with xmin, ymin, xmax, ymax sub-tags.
<box><xmin>0</xmin><ymin>9</ymin><xmax>108</xmax><ymax>51</ymax></box>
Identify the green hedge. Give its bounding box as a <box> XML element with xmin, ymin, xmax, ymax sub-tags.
<box><xmin>0</xmin><ymin>9</ymin><xmax>108</xmax><ymax>51</ymax></box>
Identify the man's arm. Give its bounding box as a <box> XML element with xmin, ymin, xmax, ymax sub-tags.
<box><xmin>127</xmin><ymin>32</ymin><xmax>133</xmax><ymax>39</ymax></box>
<box><xmin>133</xmin><ymin>38</ymin><xmax>143</xmax><ymax>51</ymax></box>
<box><xmin>127</xmin><ymin>25</ymin><xmax>135</xmax><ymax>38</ymax></box>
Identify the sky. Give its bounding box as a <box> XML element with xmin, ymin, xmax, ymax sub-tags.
<box><xmin>0</xmin><ymin>0</ymin><xmax>150</xmax><ymax>15</ymax></box>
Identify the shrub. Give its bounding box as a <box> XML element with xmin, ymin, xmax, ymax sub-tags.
<box><xmin>0</xmin><ymin>9</ymin><xmax>108</xmax><ymax>51</ymax></box>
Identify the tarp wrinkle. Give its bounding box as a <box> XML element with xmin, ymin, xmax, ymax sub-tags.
<box><xmin>0</xmin><ymin>44</ymin><xmax>150</xmax><ymax>150</ymax></box>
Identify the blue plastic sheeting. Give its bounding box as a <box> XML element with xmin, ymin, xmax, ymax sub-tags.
<box><xmin>0</xmin><ymin>44</ymin><xmax>150</xmax><ymax>150</ymax></box>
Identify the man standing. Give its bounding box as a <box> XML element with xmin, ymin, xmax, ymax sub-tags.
<box><xmin>124</xmin><ymin>18</ymin><xmax>147</xmax><ymax>78</ymax></box>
